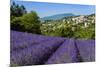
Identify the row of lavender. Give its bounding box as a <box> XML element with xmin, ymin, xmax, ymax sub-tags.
<box><xmin>10</xmin><ymin>30</ymin><xmax>95</xmax><ymax>66</ymax></box>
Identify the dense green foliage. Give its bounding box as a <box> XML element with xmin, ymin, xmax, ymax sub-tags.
<box><xmin>11</xmin><ymin>2</ymin><xmax>41</xmax><ymax>34</ymax></box>
<box><xmin>11</xmin><ymin>11</ymin><xmax>41</xmax><ymax>34</ymax></box>
<box><xmin>10</xmin><ymin>2</ymin><xmax>27</xmax><ymax>20</ymax></box>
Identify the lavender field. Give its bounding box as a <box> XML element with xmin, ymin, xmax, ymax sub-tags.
<box><xmin>10</xmin><ymin>30</ymin><xmax>95</xmax><ymax>66</ymax></box>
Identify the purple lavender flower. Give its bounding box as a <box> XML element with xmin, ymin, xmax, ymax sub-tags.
<box><xmin>45</xmin><ymin>39</ymin><xmax>78</xmax><ymax>64</ymax></box>
<box><xmin>75</xmin><ymin>39</ymin><xmax>95</xmax><ymax>62</ymax></box>
<box><xmin>10</xmin><ymin>31</ymin><xmax>65</xmax><ymax>66</ymax></box>
<box><xmin>11</xmin><ymin>30</ymin><xmax>65</xmax><ymax>52</ymax></box>
<box><xmin>10</xmin><ymin>30</ymin><xmax>95</xmax><ymax>66</ymax></box>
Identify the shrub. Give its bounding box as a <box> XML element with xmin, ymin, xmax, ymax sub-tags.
<box><xmin>11</xmin><ymin>11</ymin><xmax>41</xmax><ymax>34</ymax></box>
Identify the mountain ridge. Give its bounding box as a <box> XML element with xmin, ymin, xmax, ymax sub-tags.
<box><xmin>40</xmin><ymin>13</ymin><xmax>75</xmax><ymax>21</ymax></box>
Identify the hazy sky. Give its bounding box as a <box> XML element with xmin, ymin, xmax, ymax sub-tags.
<box><xmin>11</xmin><ymin>0</ymin><xmax>95</xmax><ymax>18</ymax></box>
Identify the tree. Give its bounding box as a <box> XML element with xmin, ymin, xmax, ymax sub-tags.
<box><xmin>11</xmin><ymin>17</ymin><xmax>25</xmax><ymax>31</ymax></box>
<box><xmin>10</xmin><ymin>1</ymin><xmax>27</xmax><ymax>20</ymax></box>
<box><xmin>11</xmin><ymin>11</ymin><xmax>41</xmax><ymax>34</ymax></box>
<box><xmin>74</xmin><ymin>27</ymin><xmax>95</xmax><ymax>39</ymax></box>
<box><xmin>21</xmin><ymin>11</ymin><xmax>41</xmax><ymax>34</ymax></box>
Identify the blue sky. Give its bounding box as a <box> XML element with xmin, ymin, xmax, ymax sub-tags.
<box><xmin>11</xmin><ymin>0</ymin><xmax>95</xmax><ymax>18</ymax></box>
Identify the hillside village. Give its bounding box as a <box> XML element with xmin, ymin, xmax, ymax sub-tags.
<box><xmin>40</xmin><ymin>14</ymin><xmax>95</xmax><ymax>39</ymax></box>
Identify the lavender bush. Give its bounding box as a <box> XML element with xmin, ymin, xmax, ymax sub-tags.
<box><xmin>11</xmin><ymin>31</ymin><xmax>65</xmax><ymax>66</ymax></box>
<box><xmin>45</xmin><ymin>39</ymin><xmax>78</xmax><ymax>64</ymax></box>
<box><xmin>11</xmin><ymin>30</ymin><xmax>65</xmax><ymax>52</ymax></box>
<box><xmin>75</xmin><ymin>39</ymin><xmax>95</xmax><ymax>62</ymax></box>
<box><xmin>10</xmin><ymin>30</ymin><xmax>95</xmax><ymax>66</ymax></box>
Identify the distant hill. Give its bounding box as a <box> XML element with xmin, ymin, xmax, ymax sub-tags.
<box><xmin>40</xmin><ymin>13</ymin><xmax>75</xmax><ymax>21</ymax></box>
